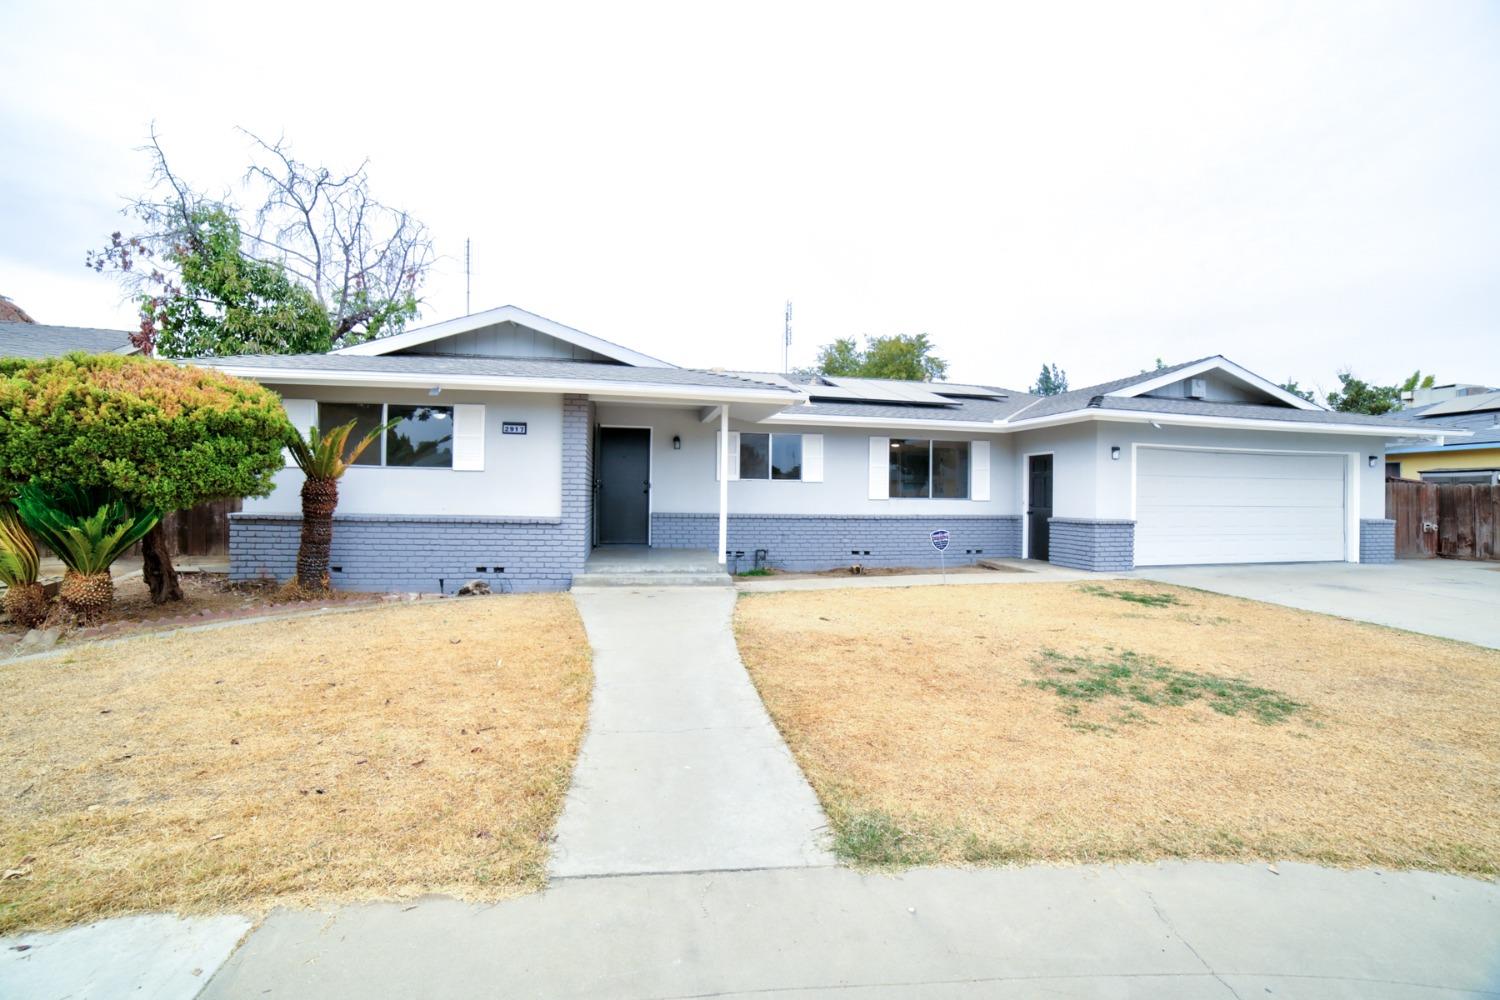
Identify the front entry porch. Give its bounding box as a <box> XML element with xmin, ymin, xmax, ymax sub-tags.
<box><xmin>571</xmin><ymin>546</ymin><xmax>731</xmax><ymax>588</ymax></box>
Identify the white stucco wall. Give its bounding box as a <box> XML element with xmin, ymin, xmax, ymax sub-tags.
<box><xmin>1012</xmin><ymin>420</ymin><xmax>1386</xmax><ymax>522</ymax></box>
<box><xmin>593</xmin><ymin>404</ymin><xmax>1018</xmax><ymax>517</ymax></box>
<box><xmin>243</xmin><ymin>386</ymin><xmax>563</xmax><ymax>518</ymax></box>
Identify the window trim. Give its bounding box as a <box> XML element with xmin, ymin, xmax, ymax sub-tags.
<box><xmin>887</xmin><ymin>437</ymin><xmax>971</xmax><ymax>500</ymax></box>
<box><xmin>317</xmin><ymin>401</ymin><xmax>456</xmax><ymax>471</ymax></box>
<box><xmin>737</xmin><ymin>431</ymin><xmax>804</xmax><ymax>482</ymax></box>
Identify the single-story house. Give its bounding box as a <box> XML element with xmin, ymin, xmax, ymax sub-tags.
<box><xmin>200</xmin><ymin>305</ymin><xmax>1460</xmax><ymax>592</ymax></box>
<box><xmin>1385</xmin><ymin>388</ymin><xmax>1500</xmax><ymax>486</ymax></box>
<box><xmin>0</xmin><ymin>321</ymin><xmax>140</xmax><ymax>359</ymax></box>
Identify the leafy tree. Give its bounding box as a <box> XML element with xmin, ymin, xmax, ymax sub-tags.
<box><xmin>286</xmin><ymin>420</ymin><xmax>393</xmax><ymax>590</ymax></box>
<box><xmin>1031</xmin><ymin>363</ymin><xmax>1069</xmax><ymax>396</ymax></box>
<box><xmin>1325</xmin><ymin>370</ymin><xmax>1436</xmax><ymax>415</ymax></box>
<box><xmin>0</xmin><ymin>353</ymin><xmax>289</xmax><ymax>603</ymax></box>
<box><xmin>805</xmin><ymin>333</ymin><xmax>949</xmax><ymax>381</ymax></box>
<box><xmin>1278</xmin><ymin>380</ymin><xmax>1315</xmax><ymax>403</ymax></box>
<box><xmin>88</xmin><ymin>125</ymin><xmax>433</xmax><ymax>356</ymax></box>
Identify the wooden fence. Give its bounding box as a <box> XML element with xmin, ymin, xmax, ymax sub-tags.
<box><xmin>32</xmin><ymin>497</ymin><xmax>240</xmax><ymax>560</ymax></box>
<box><xmin>1386</xmin><ymin>478</ymin><xmax>1499</xmax><ymax>561</ymax></box>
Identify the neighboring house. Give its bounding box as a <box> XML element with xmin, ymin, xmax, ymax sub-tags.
<box><xmin>1386</xmin><ymin>388</ymin><xmax>1500</xmax><ymax>485</ymax></box>
<box><xmin>200</xmin><ymin>305</ymin><xmax>1459</xmax><ymax>592</ymax></box>
<box><xmin>0</xmin><ymin>321</ymin><xmax>140</xmax><ymax>359</ymax></box>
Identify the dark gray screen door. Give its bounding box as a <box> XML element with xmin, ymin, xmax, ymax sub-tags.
<box><xmin>1027</xmin><ymin>454</ymin><xmax>1053</xmax><ymax>560</ymax></box>
<box><xmin>598</xmin><ymin>427</ymin><xmax>651</xmax><ymax>544</ymax></box>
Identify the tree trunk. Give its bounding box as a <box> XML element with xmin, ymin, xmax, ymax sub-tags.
<box><xmin>141</xmin><ymin>520</ymin><xmax>183</xmax><ymax>604</ymax></box>
<box><xmin>297</xmin><ymin>476</ymin><xmax>339</xmax><ymax>590</ymax></box>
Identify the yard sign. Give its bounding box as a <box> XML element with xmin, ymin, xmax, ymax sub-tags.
<box><xmin>931</xmin><ymin>528</ymin><xmax>949</xmax><ymax>582</ymax></box>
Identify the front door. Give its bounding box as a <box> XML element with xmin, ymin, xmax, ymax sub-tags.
<box><xmin>597</xmin><ymin>427</ymin><xmax>651</xmax><ymax>544</ymax></box>
<box><xmin>1027</xmin><ymin>454</ymin><xmax>1053</xmax><ymax>560</ymax></box>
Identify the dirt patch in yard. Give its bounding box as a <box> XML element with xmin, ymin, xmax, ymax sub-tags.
<box><xmin>0</xmin><ymin>595</ymin><xmax>591</xmax><ymax>932</ymax></box>
<box><xmin>735</xmin><ymin>581</ymin><xmax>1500</xmax><ymax>876</ymax></box>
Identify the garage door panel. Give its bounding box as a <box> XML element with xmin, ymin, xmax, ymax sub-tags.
<box><xmin>1134</xmin><ymin>449</ymin><xmax>1347</xmax><ymax>566</ymax></box>
<box><xmin>1136</xmin><ymin>478</ymin><xmax>1346</xmax><ymax>507</ymax></box>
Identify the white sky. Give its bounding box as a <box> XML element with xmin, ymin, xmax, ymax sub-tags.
<box><xmin>3</xmin><ymin>1</ymin><xmax>1496</xmax><ymax>395</ymax></box>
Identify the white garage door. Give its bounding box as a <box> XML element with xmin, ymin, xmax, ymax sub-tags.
<box><xmin>1134</xmin><ymin>448</ymin><xmax>1347</xmax><ymax>566</ymax></box>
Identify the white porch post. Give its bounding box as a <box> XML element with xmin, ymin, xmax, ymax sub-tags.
<box><xmin>718</xmin><ymin>404</ymin><xmax>729</xmax><ymax>564</ymax></box>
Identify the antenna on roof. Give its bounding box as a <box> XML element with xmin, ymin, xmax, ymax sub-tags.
<box><xmin>464</xmin><ymin>238</ymin><xmax>472</xmax><ymax>316</ymax></box>
<box><xmin>783</xmin><ymin>300</ymin><xmax>792</xmax><ymax>374</ymax></box>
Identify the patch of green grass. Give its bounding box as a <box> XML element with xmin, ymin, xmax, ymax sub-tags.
<box><xmin>736</xmin><ymin>567</ymin><xmax>776</xmax><ymax>577</ymax></box>
<box><xmin>1078</xmin><ymin>584</ymin><xmax>1182</xmax><ymax>608</ymax></box>
<box><xmin>831</xmin><ymin>808</ymin><xmax>939</xmax><ymax>866</ymax></box>
<box><xmin>1030</xmin><ymin>647</ymin><xmax>1305</xmax><ymax>725</ymax></box>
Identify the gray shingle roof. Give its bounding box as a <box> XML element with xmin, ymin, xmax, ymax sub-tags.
<box><xmin>207</xmin><ymin>352</ymin><xmax>793</xmax><ymax>391</ymax></box>
<box><xmin>1006</xmin><ymin>357</ymin><xmax>1217</xmax><ymax>420</ymax></box>
<box><xmin>1089</xmin><ymin>396</ymin><xmax>1438</xmax><ymax>430</ymax></box>
<box><xmin>0</xmin><ymin>322</ymin><xmax>136</xmax><ymax>359</ymax></box>
<box><xmin>782</xmin><ymin>394</ymin><xmax>1037</xmax><ymax>423</ymax></box>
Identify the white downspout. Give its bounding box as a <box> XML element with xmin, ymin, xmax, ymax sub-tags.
<box><xmin>718</xmin><ymin>404</ymin><xmax>729</xmax><ymax>564</ymax></box>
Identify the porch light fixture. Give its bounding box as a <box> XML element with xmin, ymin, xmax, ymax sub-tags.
<box><xmin>428</xmin><ymin>386</ymin><xmax>442</xmax><ymax>396</ymax></box>
<box><xmin>1110</xmin><ymin>446</ymin><xmax>1121</xmax><ymax>460</ymax></box>
<box><xmin>672</xmin><ymin>435</ymin><xmax>682</xmax><ymax>450</ymax></box>
<box><xmin>1368</xmin><ymin>455</ymin><xmax>1378</xmax><ymax>468</ymax></box>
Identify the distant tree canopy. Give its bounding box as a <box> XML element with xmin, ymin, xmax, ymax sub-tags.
<box><xmin>1278</xmin><ymin>380</ymin><xmax>1316</xmax><ymax>403</ymax></box>
<box><xmin>1325</xmin><ymin>370</ymin><xmax>1436</xmax><ymax>415</ymax></box>
<box><xmin>88</xmin><ymin>126</ymin><xmax>434</xmax><ymax>358</ymax></box>
<box><xmin>1030</xmin><ymin>363</ymin><xmax>1069</xmax><ymax>396</ymax></box>
<box><xmin>804</xmin><ymin>333</ymin><xmax>948</xmax><ymax>381</ymax></box>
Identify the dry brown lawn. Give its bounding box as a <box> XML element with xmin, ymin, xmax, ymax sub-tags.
<box><xmin>0</xmin><ymin>595</ymin><xmax>591</xmax><ymax>933</ymax></box>
<box><xmin>735</xmin><ymin>581</ymin><xmax>1500</xmax><ymax>876</ymax></box>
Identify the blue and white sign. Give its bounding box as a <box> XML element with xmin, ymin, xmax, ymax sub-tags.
<box><xmin>930</xmin><ymin>529</ymin><xmax>950</xmax><ymax>552</ymax></box>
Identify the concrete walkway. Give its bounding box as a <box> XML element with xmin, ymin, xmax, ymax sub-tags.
<box><xmin>200</xmin><ymin>862</ymin><xmax>1500</xmax><ymax>999</ymax></box>
<box><xmin>1131</xmin><ymin>560</ymin><xmax>1500</xmax><ymax>649</ymax></box>
<box><xmin>549</xmin><ymin>586</ymin><xmax>832</xmax><ymax>876</ymax></box>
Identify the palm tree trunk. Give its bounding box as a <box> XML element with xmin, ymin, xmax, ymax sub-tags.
<box><xmin>297</xmin><ymin>475</ymin><xmax>339</xmax><ymax>590</ymax></box>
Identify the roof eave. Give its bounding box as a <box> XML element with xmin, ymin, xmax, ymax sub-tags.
<box><xmin>1105</xmin><ymin>357</ymin><xmax>1325</xmax><ymax>412</ymax></box>
<box><xmin>1001</xmin><ymin>408</ymin><xmax>1466</xmax><ymax>439</ymax></box>
<box><xmin>199</xmin><ymin>362</ymin><xmax>801</xmax><ymax>405</ymax></box>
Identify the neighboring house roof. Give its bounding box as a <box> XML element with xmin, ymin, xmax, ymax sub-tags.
<box><xmin>0</xmin><ymin>322</ymin><xmax>139</xmax><ymax>358</ymax></box>
<box><xmin>332</xmin><ymin>304</ymin><xmax>676</xmax><ymax>368</ymax></box>
<box><xmin>1406</xmin><ymin>389</ymin><xmax>1500</xmax><ymax>418</ymax></box>
<box><xmin>0</xmin><ymin>296</ymin><xmax>35</xmax><ymax>323</ymax></box>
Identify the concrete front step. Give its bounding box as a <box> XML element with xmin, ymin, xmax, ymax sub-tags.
<box><xmin>571</xmin><ymin>572</ymin><xmax>732</xmax><ymax>589</ymax></box>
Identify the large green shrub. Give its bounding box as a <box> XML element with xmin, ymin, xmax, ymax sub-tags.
<box><xmin>0</xmin><ymin>353</ymin><xmax>289</xmax><ymax>511</ymax></box>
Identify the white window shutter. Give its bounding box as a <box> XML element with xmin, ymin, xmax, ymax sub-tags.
<box><xmin>970</xmin><ymin>440</ymin><xmax>991</xmax><ymax>501</ymax></box>
<box><xmin>452</xmin><ymin>404</ymin><xmax>485</xmax><ymax>471</ymax></box>
<box><xmin>802</xmin><ymin>434</ymin><xmax>824</xmax><ymax>482</ymax></box>
<box><xmin>282</xmin><ymin>399</ymin><xmax>317</xmax><ymax>467</ymax></box>
<box><xmin>716</xmin><ymin>431</ymin><xmax>741</xmax><ymax>481</ymax></box>
<box><xmin>868</xmin><ymin>436</ymin><xmax>890</xmax><ymax>499</ymax></box>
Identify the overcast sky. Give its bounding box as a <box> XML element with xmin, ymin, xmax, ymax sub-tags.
<box><xmin>3</xmin><ymin>1</ymin><xmax>1496</xmax><ymax>394</ymax></box>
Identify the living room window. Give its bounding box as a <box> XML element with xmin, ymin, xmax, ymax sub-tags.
<box><xmin>316</xmin><ymin>402</ymin><xmax>454</xmax><ymax>469</ymax></box>
<box><xmin>889</xmin><ymin>438</ymin><xmax>969</xmax><ymax>498</ymax></box>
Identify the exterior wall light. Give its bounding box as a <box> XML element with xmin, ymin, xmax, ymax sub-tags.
<box><xmin>673</xmin><ymin>435</ymin><xmax>682</xmax><ymax>450</ymax></box>
<box><xmin>1368</xmin><ymin>455</ymin><xmax>1378</xmax><ymax>468</ymax></box>
<box><xmin>428</xmin><ymin>386</ymin><xmax>442</xmax><ymax>396</ymax></box>
<box><xmin>1110</xmin><ymin>446</ymin><xmax>1121</xmax><ymax>460</ymax></box>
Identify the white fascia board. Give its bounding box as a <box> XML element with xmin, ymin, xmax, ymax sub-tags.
<box><xmin>760</xmin><ymin>411</ymin><xmax>1006</xmax><ymax>433</ymax></box>
<box><xmin>204</xmin><ymin>365</ymin><xmax>800</xmax><ymax>406</ymax></box>
<box><xmin>1001</xmin><ymin>408</ymin><xmax>1468</xmax><ymax>439</ymax></box>
<box><xmin>332</xmin><ymin>305</ymin><xmax>675</xmax><ymax>368</ymax></box>
<box><xmin>1111</xmin><ymin>357</ymin><xmax>1323</xmax><ymax>411</ymax></box>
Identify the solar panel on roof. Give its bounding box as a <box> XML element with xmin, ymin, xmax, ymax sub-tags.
<box><xmin>819</xmin><ymin>376</ymin><xmax>950</xmax><ymax>405</ymax></box>
<box><xmin>932</xmin><ymin>383</ymin><xmax>1007</xmax><ymax>399</ymax></box>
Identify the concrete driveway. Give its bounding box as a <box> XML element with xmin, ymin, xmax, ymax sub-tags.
<box><xmin>1129</xmin><ymin>559</ymin><xmax>1500</xmax><ymax>649</ymax></box>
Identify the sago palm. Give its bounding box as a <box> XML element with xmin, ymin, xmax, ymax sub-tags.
<box><xmin>0</xmin><ymin>506</ymin><xmax>48</xmax><ymax>629</ymax></box>
<box><xmin>14</xmin><ymin>484</ymin><xmax>161</xmax><ymax>623</ymax></box>
<box><xmin>286</xmin><ymin>419</ymin><xmax>393</xmax><ymax>590</ymax></box>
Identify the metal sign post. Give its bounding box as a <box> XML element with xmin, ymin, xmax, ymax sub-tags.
<box><xmin>930</xmin><ymin>529</ymin><xmax>950</xmax><ymax>583</ymax></box>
